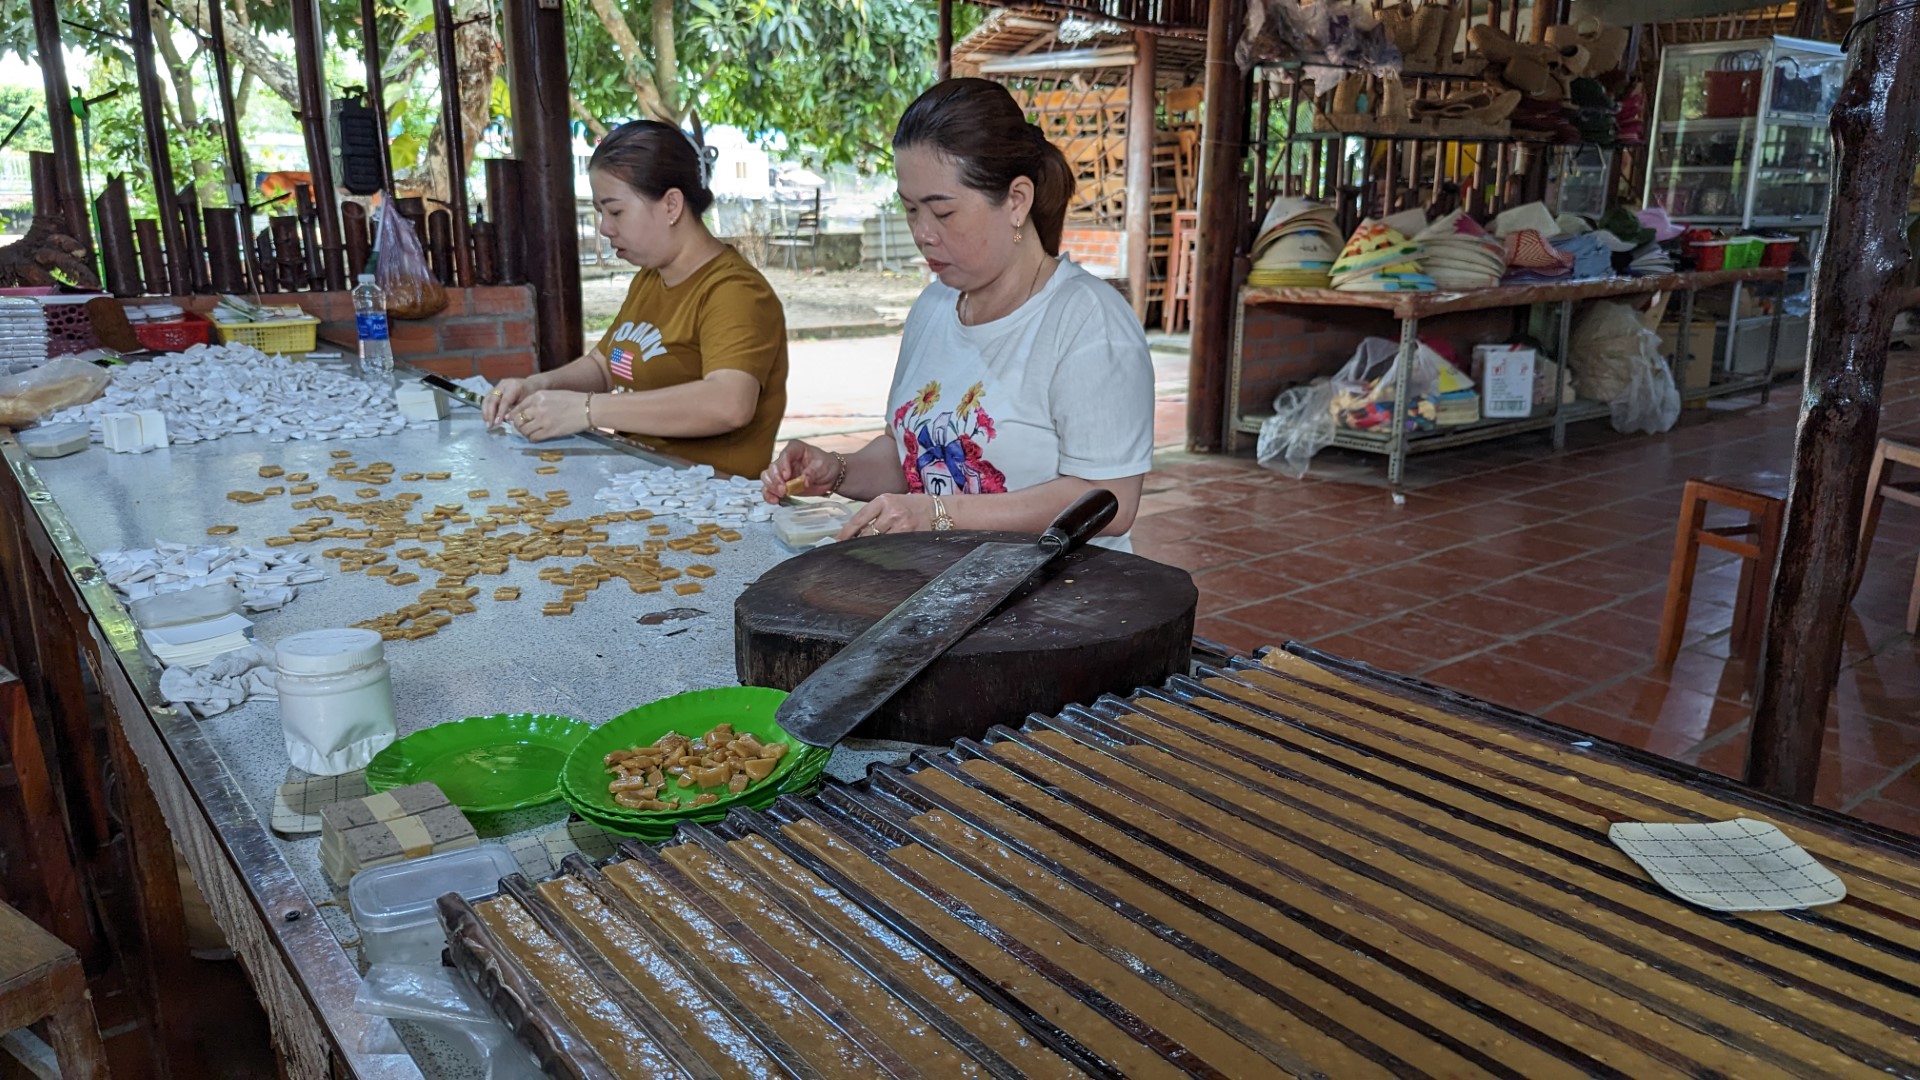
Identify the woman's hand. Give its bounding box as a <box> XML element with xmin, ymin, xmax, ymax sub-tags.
<box><xmin>507</xmin><ymin>389</ymin><xmax>593</xmax><ymax>442</ymax></box>
<box><xmin>838</xmin><ymin>493</ymin><xmax>936</xmax><ymax>540</ymax></box>
<box><xmin>482</xmin><ymin>378</ymin><xmax>537</xmax><ymax>426</ymax></box>
<box><xmin>760</xmin><ymin>440</ymin><xmax>840</xmax><ymax>503</ymax></box>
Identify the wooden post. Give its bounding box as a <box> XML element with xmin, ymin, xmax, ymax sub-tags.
<box><xmin>1187</xmin><ymin>0</ymin><xmax>1250</xmax><ymax>453</ymax></box>
<box><xmin>502</xmin><ymin>0</ymin><xmax>583</xmax><ymax>370</ymax></box>
<box><xmin>1746</xmin><ymin>7</ymin><xmax>1920</xmax><ymax>801</ymax></box>
<box><xmin>359</xmin><ymin>0</ymin><xmax>396</xmax><ymax>196</ymax></box>
<box><xmin>1791</xmin><ymin>0</ymin><xmax>1825</xmax><ymax>42</ymax></box>
<box><xmin>431</xmin><ymin>0</ymin><xmax>475</xmax><ymax>286</ymax></box>
<box><xmin>289</xmin><ymin>0</ymin><xmax>349</xmax><ymax>290</ymax></box>
<box><xmin>1125</xmin><ymin>30</ymin><xmax>1158</xmax><ymax>324</ymax></box>
<box><xmin>29</xmin><ymin>0</ymin><xmax>89</xmax><ymax>254</ymax></box>
<box><xmin>94</xmin><ymin>177</ymin><xmax>140</xmax><ymax>296</ymax></box>
<box><xmin>203</xmin><ymin>0</ymin><xmax>261</xmax><ymax>296</ymax></box>
<box><xmin>937</xmin><ymin>0</ymin><xmax>954</xmax><ymax>82</ymax></box>
<box><xmin>128</xmin><ymin>0</ymin><xmax>187</xmax><ymax>293</ymax></box>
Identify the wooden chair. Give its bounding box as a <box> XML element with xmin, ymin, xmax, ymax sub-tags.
<box><xmin>0</xmin><ymin>666</ymin><xmax>95</xmax><ymax>966</ymax></box>
<box><xmin>1162</xmin><ymin>210</ymin><xmax>1200</xmax><ymax>334</ymax></box>
<box><xmin>1850</xmin><ymin>438</ymin><xmax>1920</xmax><ymax>630</ymax></box>
<box><xmin>1656</xmin><ymin>476</ymin><xmax>1789</xmax><ymax>668</ymax></box>
<box><xmin>1</xmin><ymin>901</ymin><xmax>107</xmax><ymax>1079</ymax></box>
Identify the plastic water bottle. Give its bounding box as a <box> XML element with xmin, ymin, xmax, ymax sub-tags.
<box><xmin>353</xmin><ymin>273</ymin><xmax>393</xmax><ymax>383</ymax></box>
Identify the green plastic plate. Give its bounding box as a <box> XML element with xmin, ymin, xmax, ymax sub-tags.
<box><xmin>561</xmin><ymin>688</ymin><xmax>823</xmax><ymax>821</ymax></box>
<box><xmin>366</xmin><ymin>713</ymin><xmax>590</xmax><ymax>814</ymax></box>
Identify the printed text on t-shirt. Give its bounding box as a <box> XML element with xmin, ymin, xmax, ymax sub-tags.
<box><xmin>608</xmin><ymin>321</ymin><xmax>668</xmax><ymax>381</ymax></box>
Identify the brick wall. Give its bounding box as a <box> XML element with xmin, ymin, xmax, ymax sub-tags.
<box><xmin>1060</xmin><ymin>225</ymin><xmax>1126</xmax><ymax>280</ymax></box>
<box><xmin>1236</xmin><ymin>304</ymin><xmax>1519</xmax><ymax>418</ymax></box>
<box><xmin>183</xmin><ymin>285</ymin><xmax>539</xmax><ymax>382</ymax></box>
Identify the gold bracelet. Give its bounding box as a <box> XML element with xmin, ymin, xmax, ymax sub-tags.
<box><xmin>583</xmin><ymin>392</ymin><xmax>594</xmax><ymax>428</ymax></box>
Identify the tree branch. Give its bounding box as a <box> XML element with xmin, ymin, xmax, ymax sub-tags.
<box><xmin>173</xmin><ymin>0</ymin><xmax>299</xmax><ymax>108</ymax></box>
<box><xmin>653</xmin><ymin>0</ymin><xmax>679</xmax><ymax>119</ymax></box>
<box><xmin>586</xmin><ymin>0</ymin><xmax>670</xmax><ymax>121</ymax></box>
<box><xmin>570</xmin><ymin>94</ymin><xmax>610</xmax><ymax>138</ymax></box>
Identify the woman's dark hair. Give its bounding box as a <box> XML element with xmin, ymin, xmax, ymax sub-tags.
<box><xmin>589</xmin><ymin>119</ymin><xmax>715</xmax><ymax>217</ymax></box>
<box><xmin>892</xmin><ymin>78</ymin><xmax>1074</xmax><ymax>257</ymax></box>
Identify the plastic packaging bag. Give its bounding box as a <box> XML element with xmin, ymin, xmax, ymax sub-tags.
<box><xmin>1611</xmin><ymin>355</ymin><xmax>1681</xmax><ymax>435</ymax></box>
<box><xmin>375</xmin><ymin>206</ymin><xmax>448</xmax><ymax>320</ymax></box>
<box><xmin>0</xmin><ymin>356</ymin><xmax>110</xmax><ymax>428</ymax></box>
<box><xmin>1569</xmin><ymin>301</ymin><xmax>1656</xmax><ymax>403</ymax></box>
<box><xmin>355</xmin><ymin>964</ymin><xmax>542</xmax><ymax>1080</ymax></box>
<box><xmin>1257</xmin><ymin>381</ymin><xmax>1336</xmax><ymax>478</ymax></box>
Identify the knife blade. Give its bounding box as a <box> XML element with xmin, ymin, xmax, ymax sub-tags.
<box><xmin>774</xmin><ymin>489</ymin><xmax>1118</xmax><ymax>748</ymax></box>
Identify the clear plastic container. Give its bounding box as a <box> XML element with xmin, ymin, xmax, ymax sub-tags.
<box><xmin>18</xmin><ymin>422</ymin><xmax>90</xmax><ymax>458</ymax></box>
<box><xmin>350</xmin><ymin>844</ymin><xmax>519</xmax><ymax>965</ymax></box>
<box><xmin>772</xmin><ymin>501</ymin><xmax>857</xmax><ymax>548</ymax></box>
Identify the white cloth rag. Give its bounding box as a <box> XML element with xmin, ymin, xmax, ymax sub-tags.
<box><xmin>159</xmin><ymin>645</ymin><xmax>278</xmax><ymax>718</ymax></box>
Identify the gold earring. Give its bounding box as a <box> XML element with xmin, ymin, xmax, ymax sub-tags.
<box><xmin>1014</xmin><ymin>222</ymin><xmax>1023</xmax><ymax>244</ymax></box>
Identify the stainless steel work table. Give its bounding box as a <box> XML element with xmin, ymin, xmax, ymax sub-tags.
<box><xmin>0</xmin><ymin>375</ymin><xmax>805</xmax><ymax>1078</ymax></box>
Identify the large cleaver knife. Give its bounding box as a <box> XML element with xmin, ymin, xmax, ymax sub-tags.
<box><xmin>775</xmin><ymin>489</ymin><xmax>1119</xmax><ymax>747</ymax></box>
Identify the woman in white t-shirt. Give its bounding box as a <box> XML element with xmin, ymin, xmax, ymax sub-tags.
<box><xmin>759</xmin><ymin>78</ymin><xmax>1154</xmax><ymax>550</ymax></box>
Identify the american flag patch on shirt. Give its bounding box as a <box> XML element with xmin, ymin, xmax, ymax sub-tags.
<box><xmin>609</xmin><ymin>347</ymin><xmax>635</xmax><ymax>382</ymax></box>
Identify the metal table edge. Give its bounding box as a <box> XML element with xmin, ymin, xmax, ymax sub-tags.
<box><xmin>0</xmin><ymin>364</ymin><xmax>694</xmax><ymax>1078</ymax></box>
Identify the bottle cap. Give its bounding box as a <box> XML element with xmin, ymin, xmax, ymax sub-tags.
<box><xmin>357</xmin><ymin>273</ymin><xmax>375</xmax><ymax>285</ymax></box>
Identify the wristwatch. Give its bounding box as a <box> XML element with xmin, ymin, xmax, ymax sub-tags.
<box><xmin>930</xmin><ymin>494</ymin><xmax>955</xmax><ymax>532</ymax></box>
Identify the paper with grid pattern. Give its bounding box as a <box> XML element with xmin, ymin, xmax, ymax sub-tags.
<box><xmin>271</xmin><ymin>770</ymin><xmax>370</xmax><ymax>838</ymax></box>
<box><xmin>540</xmin><ymin>819</ymin><xmax>620</xmax><ymax>866</ymax></box>
<box><xmin>1609</xmin><ymin>818</ymin><xmax>1845</xmax><ymax>912</ymax></box>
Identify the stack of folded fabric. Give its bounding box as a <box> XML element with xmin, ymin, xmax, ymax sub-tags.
<box><xmin>1415</xmin><ymin>210</ymin><xmax>1506</xmax><ymax>289</ymax></box>
<box><xmin>1551</xmin><ymin>220</ymin><xmax>1635</xmax><ymax>281</ymax></box>
<box><xmin>1248</xmin><ymin>197</ymin><xmax>1343</xmax><ymax>287</ymax></box>
<box><xmin>1331</xmin><ymin>221</ymin><xmax>1434</xmax><ymax>292</ymax></box>
<box><xmin>1628</xmin><ymin>206</ymin><xmax>1684</xmax><ymax>275</ymax></box>
<box><xmin>320</xmin><ymin>781</ymin><xmax>478</xmax><ymax>887</ymax></box>
<box><xmin>1493</xmin><ymin>202</ymin><xmax>1573</xmax><ymax>285</ymax></box>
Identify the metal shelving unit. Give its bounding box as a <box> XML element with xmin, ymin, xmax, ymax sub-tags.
<box><xmin>1224</xmin><ymin>269</ymin><xmax>1789</xmax><ymax>484</ymax></box>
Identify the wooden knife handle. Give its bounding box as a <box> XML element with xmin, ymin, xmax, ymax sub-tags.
<box><xmin>1039</xmin><ymin>489</ymin><xmax>1119</xmax><ymax>555</ymax></box>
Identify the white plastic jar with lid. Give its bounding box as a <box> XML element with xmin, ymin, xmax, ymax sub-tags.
<box><xmin>275</xmin><ymin>628</ymin><xmax>396</xmax><ymax>775</ymax></box>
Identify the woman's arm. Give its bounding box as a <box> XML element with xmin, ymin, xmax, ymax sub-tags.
<box><xmin>760</xmin><ymin>433</ymin><xmax>907</xmax><ymax>503</ymax></box>
<box><xmin>584</xmin><ymin>370</ymin><xmax>759</xmax><ymax>437</ymax></box>
<box><xmin>839</xmin><ymin>474</ymin><xmax>1144</xmax><ymax>541</ymax></box>
<box><xmin>480</xmin><ymin>349</ymin><xmax>610</xmax><ymax>425</ymax></box>
<box><xmin>500</xmin><ymin>350</ymin><xmax>759</xmax><ymax>442</ymax></box>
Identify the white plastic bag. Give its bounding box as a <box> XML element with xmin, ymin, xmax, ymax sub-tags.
<box><xmin>1569</xmin><ymin>301</ymin><xmax>1656</xmax><ymax>402</ymax></box>
<box><xmin>1611</xmin><ymin>355</ymin><xmax>1681</xmax><ymax>435</ymax></box>
<box><xmin>1257</xmin><ymin>381</ymin><xmax>1336</xmax><ymax>478</ymax></box>
<box><xmin>0</xmin><ymin>356</ymin><xmax>109</xmax><ymax>428</ymax></box>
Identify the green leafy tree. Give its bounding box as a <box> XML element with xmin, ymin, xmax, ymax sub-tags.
<box><xmin>568</xmin><ymin>0</ymin><xmax>964</xmax><ymax>171</ymax></box>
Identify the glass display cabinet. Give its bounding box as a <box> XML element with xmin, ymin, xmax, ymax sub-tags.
<box><xmin>1643</xmin><ymin>35</ymin><xmax>1843</xmax><ymax>377</ymax></box>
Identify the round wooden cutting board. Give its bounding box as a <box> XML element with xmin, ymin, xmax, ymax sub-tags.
<box><xmin>734</xmin><ymin>531</ymin><xmax>1196</xmax><ymax>745</ymax></box>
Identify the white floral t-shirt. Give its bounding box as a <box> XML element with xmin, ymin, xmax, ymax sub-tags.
<box><xmin>887</xmin><ymin>257</ymin><xmax>1155</xmax><ymax>551</ymax></box>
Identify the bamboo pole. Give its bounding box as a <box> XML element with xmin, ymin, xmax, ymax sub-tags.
<box><xmin>431</xmin><ymin>0</ymin><xmax>474</xmax><ymax>285</ymax></box>
<box><xmin>128</xmin><ymin>0</ymin><xmax>187</xmax><ymax>293</ymax></box>
<box><xmin>30</xmin><ymin>0</ymin><xmax>90</xmax><ymax>253</ymax></box>
<box><xmin>289</xmin><ymin>0</ymin><xmax>348</xmax><ymax>289</ymax></box>
<box><xmin>1747</xmin><ymin>6</ymin><xmax>1920</xmax><ymax>801</ymax></box>
<box><xmin>1124</xmin><ymin>30</ymin><xmax>1157</xmax><ymax>323</ymax></box>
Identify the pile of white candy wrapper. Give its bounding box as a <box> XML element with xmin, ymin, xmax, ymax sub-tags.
<box><xmin>99</xmin><ymin>542</ymin><xmax>326</xmax><ymax>612</ymax></box>
<box><xmin>41</xmin><ymin>343</ymin><xmax>411</xmax><ymax>445</ymax></box>
<box><xmin>592</xmin><ymin>464</ymin><xmax>774</xmax><ymax>525</ymax></box>
<box><xmin>97</xmin><ymin>543</ymin><xmax>328</xmax><ymax>717</ymax></box>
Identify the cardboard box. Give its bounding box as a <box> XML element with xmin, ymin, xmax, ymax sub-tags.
<box><xmin>1658</xmin><ymin>321</ymin><xmax>1717</xmax><ymax>390</ymax></box>
<box><xmin>1471</xmin><ymin>345</ymin><xmax>1536</xmax><ymax>418</ymax></box>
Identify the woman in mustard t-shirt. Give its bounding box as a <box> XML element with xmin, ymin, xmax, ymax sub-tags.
<box><xmin>482</xmin><ymin>120</ymin><xmax>789</xmax><ymax>476</ymax></box>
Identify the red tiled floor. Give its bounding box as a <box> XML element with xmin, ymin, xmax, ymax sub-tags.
<box><xmin>1138</xmin><ymin>348</ymin><xmax>1920</xmax><ymax>833</ymax></box>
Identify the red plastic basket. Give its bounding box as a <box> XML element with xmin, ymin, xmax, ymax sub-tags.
<box><xmin>133</xmin><ymin>311</ymin><xmax>213</xmax><ymax>353</ymax></box>
<box><xmin>1760</xmin><ymin>237</ymin><xmax>1797</xmax><ymax>268</ymax></box>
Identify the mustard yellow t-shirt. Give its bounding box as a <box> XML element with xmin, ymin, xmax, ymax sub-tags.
<box><xmin>594</xmin><ymin>246</ymin><xmax>788</xmax><ymax>476</ymax></box>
